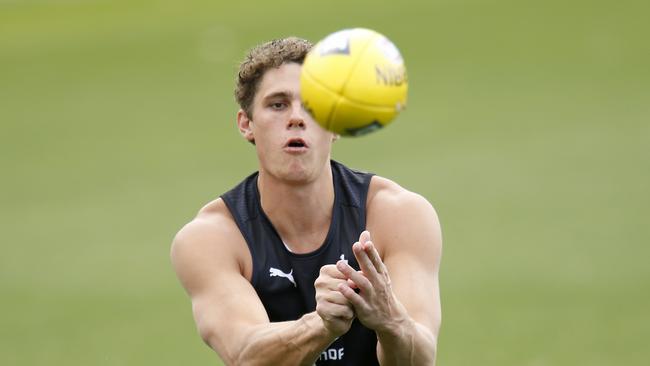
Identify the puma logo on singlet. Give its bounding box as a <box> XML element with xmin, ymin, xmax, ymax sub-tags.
<box><xmin>269</xmin><ymin>267</ymin><xmax>296</xmax><ymax>287</ymax></box>
<box><xmin>340</xmin><ymin>254</ymin><xmax>348</xmax><ymax>264</ymax></box>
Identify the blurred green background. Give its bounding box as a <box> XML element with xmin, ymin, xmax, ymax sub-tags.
<box><xmin>1</xmin><ymin>0</ymin><xmax>648</xmax><ymax>364</ymax></box>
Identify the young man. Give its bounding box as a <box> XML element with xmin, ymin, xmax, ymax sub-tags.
<box><xmin>171</xmin><ymin>37</ymin><xmax>442</xmax><ymax>365</ymax></box>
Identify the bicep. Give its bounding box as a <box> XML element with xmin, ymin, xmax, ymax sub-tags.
<box><xmin>385</xmin><ymin>251</ymin><xmax>441</xmax><ymax>334</ymax></box>
<box><xmin>370</xmin><ymin>191</ymin><xmax>443</xmax><ymax>334</ymax></box>
<box><xmin>171</xmin><ymin>221</ymin><xmax>270</xmax><ymax>362</ymax></box>
<box><xmin>190</xmin><ymin>270</ymin><xmax>270</xmax><ymax>359</ymax></box>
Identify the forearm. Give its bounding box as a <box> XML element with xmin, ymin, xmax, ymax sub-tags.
<box><xmin>376</xmin><ymin>318</ymin><xmax>437</xmax><ymax>366</ymax></box>
<box><xmin>213</xmin><ymin>312</ymin><xmax>337</xmax><ymax>366</ymax></box>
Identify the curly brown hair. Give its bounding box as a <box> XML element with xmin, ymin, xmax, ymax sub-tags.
<box><xmin>235</xmin><ymin>37</ymin><xmax>312</xmax><ymax>118</ymax></box>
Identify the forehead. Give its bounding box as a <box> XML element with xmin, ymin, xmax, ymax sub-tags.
<box><xmin>255</xmin><ymin>62</ymin><xmax>302</xmax><ymax>101</ymax></box>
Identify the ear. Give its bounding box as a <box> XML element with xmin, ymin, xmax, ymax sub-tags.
<box><xmin>237</xmin><ymin>109</ymin><xmax>255</xmax><ymax>143</ymax></box>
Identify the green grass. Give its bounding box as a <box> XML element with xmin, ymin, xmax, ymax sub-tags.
<box><xmin>1</xmin><ymin>0</ymin><xmax>649</xmax><ymax>364</ymax></box>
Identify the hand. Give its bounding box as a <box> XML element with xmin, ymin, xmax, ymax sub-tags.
<box><xmin>314</xmin><ymin>264</ymin><xmax>355</xmax><ymax>337</ymax></box>
<box><xmin>336</xmin><ymin>231</ymin><xmax>408</xmax><ymax>334</ymax></box>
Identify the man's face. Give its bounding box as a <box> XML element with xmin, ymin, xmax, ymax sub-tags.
<box><xmin>240</xmin><ymin>62</ymin><xmax>335</xmax><ymax>183</ymax></box>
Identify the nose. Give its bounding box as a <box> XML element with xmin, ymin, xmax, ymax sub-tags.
<box><xmin>287</xmin><ymin>103</ymin><xmax>306</xmax><ymax>130</ymax></box>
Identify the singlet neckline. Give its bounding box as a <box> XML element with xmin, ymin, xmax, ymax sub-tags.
<box><xmin>253</xmin><ymin>164</ymin><xmax>341</xmax><ymax>259</ymax></box>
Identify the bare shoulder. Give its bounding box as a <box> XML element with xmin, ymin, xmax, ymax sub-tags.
<box><xmin>366</xmin><ymin>176</ymin><xmax>442</xmax><ymax>258</ymax></box>
<box><xmin>367</xmin><ymin>176</ymin><xmax>435</xmax><ymax>211</ymax></box>
<box><xmin>172</xmin><ymin>198</ymin><xmax>238</xmax><ymax>246</ymax></box>
<box><xmin>367</xmin><ymin>175</ymin><xmax>440</xmax><ymax>227</ymax></box>
<box><xmin>171</xmin><ymin>198</ymin><xmax>252</xmax><ymax>290</ymax></box>
<box><xmin>367</xmin><ymin>176</ymin><xmax>442</xmax><ymax>335</ymax></box>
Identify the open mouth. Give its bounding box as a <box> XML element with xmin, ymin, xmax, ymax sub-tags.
<box><xmin>285</xmin><ymin>138</ymin><xmax>308</xmax><ymax>149</ymax></box>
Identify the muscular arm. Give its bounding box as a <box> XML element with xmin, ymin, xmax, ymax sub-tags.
<box><xmin>376</xmin><ymin>189</ymin><xmax>441</xmax><ymax>365</ymax></box>
<box><xmin>337</xmin><ymin>178</ymin><xmax>442</xmax><ymax>365</ymax></box>
<box><xmin>171</xmin><ymin>201</ymin><xmax>350</xmax><ymax>366</ymax></box>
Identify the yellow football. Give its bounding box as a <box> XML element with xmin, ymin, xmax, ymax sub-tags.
<box><xmin>300</xmin><ymin>28</ymin><xmax>408</xmax><ymax>137</ymax></box>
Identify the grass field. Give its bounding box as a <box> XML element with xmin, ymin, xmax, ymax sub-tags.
<box><xmin>1</xmin><ymin>0</ymin><xmax>649</xmax><ymax>365</ymax></box>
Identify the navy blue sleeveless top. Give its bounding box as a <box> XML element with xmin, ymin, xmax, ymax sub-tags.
<box><xmin>221</xmin><ymin>160</ymin><xmax>379</xmax><ymax>365</ymax></box>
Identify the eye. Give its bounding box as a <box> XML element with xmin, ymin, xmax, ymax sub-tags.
<box><xmin>270</xmin><ymin>102</ymin><xmax>287</xmax><ymax>110</ymax></box>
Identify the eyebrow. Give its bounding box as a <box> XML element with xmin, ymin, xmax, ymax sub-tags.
<box><xmin>262</xmin><ymin>90</ymin><xmax>295</xmax><ymax>101</ymax></box>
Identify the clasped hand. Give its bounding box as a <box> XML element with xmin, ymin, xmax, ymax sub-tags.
<box><xmin>314</xmin><ymin>231</ymin><xmax>407</xmax><ymax>336</ymax></box>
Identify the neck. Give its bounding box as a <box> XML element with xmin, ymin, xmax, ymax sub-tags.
<box><xmin>258</xmin><ymin>163</ymin><xmax>334</xmax><ymax>254</ymax></box>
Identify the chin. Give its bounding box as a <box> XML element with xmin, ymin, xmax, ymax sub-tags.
<box><xmin>259</xmin><ymin>149</ymin><xmax>330</xmax><ymax>184</ymax></box>
<box><xmin>265</xmin><ymin>155</ymin><xmax>324</xmax><ymax>185</ymax></box>
<box><xmin>280</xmin><ymin>161</ymin><xmax>315</xmax><ymax>183</ymax></box>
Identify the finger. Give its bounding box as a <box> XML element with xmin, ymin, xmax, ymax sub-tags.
<box><xmin>352</xmin><ymin>242</ymin><xmax>379</xmax><ymax>281</ymax></box>
<box><xmin>338</xmin><ymin>283</ymin><xmax>367</xmax><ymax>311</ymax></box>
<box><xmin>321</xmin><ymin>290</ymin><xmax>352</xmax><ymax>306</ymax></box>
<box><xmin>319</xmin><ymin>264</ymin><xmax>348</xmax><ymax>280</ymax></box>
<box><xmin>315</xmin><ymin>278</ymin><xmax>349</xmax><ymax>293</ymax></box>
<box><xmin>337</xmin><ymin>309</ymin><xmax>355</xmax><ymax>321</ymax></box>
<box><xmin>359</xmin><ymin>230</ymin><xmax>371</xmax><ymax>246</ymax></box>
<box><xmin>363</xmin><ymin>241</ymin><xmax>386</xmax><ymax>275</ymax></box>
<box><xmin>337</xmin><ymin>259</ymin><xmax>373</xmax><ymax>293</ymax></box>
<box><xmin>315</xmin><ymin>280</ymin><xmax>349</xmax><ymax>303</ymax></box>
<box><xmin>316</xmin><ymin>302</ymin><xmax>354</xmax><ymax>321</ymax></box>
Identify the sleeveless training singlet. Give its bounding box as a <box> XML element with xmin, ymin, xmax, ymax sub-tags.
<box><xmin>221</xmin><ymin>160</ymin><xmax>379</xmax><ymax>365</ymax></box>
